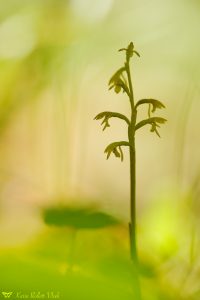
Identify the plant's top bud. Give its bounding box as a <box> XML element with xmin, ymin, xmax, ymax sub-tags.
<box><xmin>119</xmin><ymin>42</ymin><xmax>140</xmax><ymax>60</ymax></box>
<box><xmin>127</xmin><ymin>42</ymin><xmax>134</xmax><ymax>57</ymax></box>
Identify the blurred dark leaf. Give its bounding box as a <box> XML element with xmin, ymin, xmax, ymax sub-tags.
<box><xmin>42</xmin><ymin>206</ymin><xmax>120</xmax><ymax>229</ymax></box>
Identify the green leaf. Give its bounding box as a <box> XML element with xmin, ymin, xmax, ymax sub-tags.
<box><xmin>43</xmin><ymin>206</ymin><xmax>119</xmax><ymax>229</ymax></box>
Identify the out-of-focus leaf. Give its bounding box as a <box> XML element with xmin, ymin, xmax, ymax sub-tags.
<box><xmin>42</xmin><ymin>206</ymin><xmax>120</xmax><ymax>229</ymax></box>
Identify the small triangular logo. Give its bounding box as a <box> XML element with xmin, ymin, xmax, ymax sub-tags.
<box><xmin>1</xmin><ymin>292</ymin><xmax>13</xmax><ymax>298</ymax></box>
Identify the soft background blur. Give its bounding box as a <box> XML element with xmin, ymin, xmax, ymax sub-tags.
<box><xmin>0</xmin><ymin>1</ymin><xmax>200</xmax><ymax>299</ymax></box>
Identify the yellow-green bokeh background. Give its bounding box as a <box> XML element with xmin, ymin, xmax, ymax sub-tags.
<box><xmin>0</xmin><ymin>1</ymin><xmax>200</xmax><ymax>299</ymax></box>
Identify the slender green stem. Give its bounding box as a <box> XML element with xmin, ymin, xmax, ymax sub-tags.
<box><xmin>126</xmin><ymin>58</ymin><xmax>138</xmax><ymax>262</ymax></box>
<box><xmin>126</xmin><ymin>53</ymin><xmax>142</xmax><ymax>300</ymax></box>
<box><xmin>128</xmin><ymin>130</ymin><xmax>137</xmax><ymax>262</ymax></box>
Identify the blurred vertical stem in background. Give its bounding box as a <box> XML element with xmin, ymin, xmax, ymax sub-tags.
<box><xmin>95</xmin><ymin>42</ymin><xmax>167</xmax><ymax>298</ymax></box>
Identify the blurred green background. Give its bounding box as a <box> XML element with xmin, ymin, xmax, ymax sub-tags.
<box><xmin>0</xmin><ymin>0</ymin><xmax>200</xmax><ymax>299</ymax></box>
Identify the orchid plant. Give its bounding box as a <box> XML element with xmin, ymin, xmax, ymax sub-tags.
<box><xmin>94</xmin><ymin>42</ymin><xmax>167</xmax><ymax>266</ymax></box>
